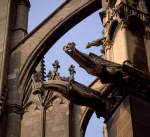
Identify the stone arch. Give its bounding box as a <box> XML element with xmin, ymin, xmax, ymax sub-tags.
<box><xmin>14</xmin><ymin>0</ymin><xmax>102</xmax><ymax>97</ymax></box>
<box><xmin>80</xmin><ymin>108</ymin><xmax>94</xmax><ymax>137</ymax></box>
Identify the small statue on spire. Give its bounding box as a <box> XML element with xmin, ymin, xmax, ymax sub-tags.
<box><xmin>52</xmin><ymin>60</ymin><xmax>60</xmax><ymax>79</ymax></box>
<box><xmin>69</xmin><ymin>65</ymin><xmax>76</xmax><ymax>81</ymax></box>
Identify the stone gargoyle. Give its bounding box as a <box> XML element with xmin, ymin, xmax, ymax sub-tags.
<box><xmin>33</xmin><ymin>79</ymin><xmax>107</xmax><ymax>116</ymax></box>
<box><xmin>63</xmin><ymin>42</ymin><xmax>150</xmax><ymax>84</ymax></box>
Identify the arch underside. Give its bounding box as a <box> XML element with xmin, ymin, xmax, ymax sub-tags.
<box><xmin>80</xmin><ymin>108</ymin><xmax>94</xmax><ymax>137</ymax></box>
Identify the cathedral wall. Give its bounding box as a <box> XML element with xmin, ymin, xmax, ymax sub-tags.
<box><xmin>0</xmin><ymin>0</ymin><xmax>11</xmax><ymax>97</ymax></box>
<box><xmin>107</xmin><ymin>96</ymin><xmax>133</xmax><ymax>137</ymax></box>
<box><xmin>112</xmin><ymin>27</ymin><xmax>128</xmax><ymax>63</ymax></box>
<box><xmin>21</xmin><ymin>94</ymin><xmax>70</xmax><ymax>137</ymax></box>
<box><xmin>112</xmin><ymin>27</ymin><xmax>148</xmax><ymax>72</ymax></box>
<box><xmin>0</xmin><ymin>1</ymin><xmax>11</xmax><ymax>136</ymax></box>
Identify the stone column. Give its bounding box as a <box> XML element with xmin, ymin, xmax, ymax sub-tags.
<box><xmin>41</xmin><ymin>106</ymin><xmax>46</xmax><ymax>137</ymax></box>
<box><xmin>106</xmin><ymin>96</ymin><xmax>150</xmax><ymax>137</ymax></box>
<box><xmin>112</xmin><ymin>19</ymin><xmax>128</xmax><ymax>64</ymax></box>
<box><xmin>6</xmin><ymin>1</ymin><xmax>30</xmax><ymax>137</ymax></box>
<box><xmin>6</xmin><ymin>105</ymin><xmax>22</xmax><ymax>137</ymax></box>
<box><xmin>7</xmin><ymin>56</ymin><xmax>22</xmax><ymax>137</ymax></box>
<box><xmin>69</xmin><ymin>104</ymin><xmax>81</xmax><ymax>137</ymax></box>
<box><xmin>0</xmin><ymin>0</ymin><xmax>11</xmax><ymax>111</ymax></box>
<box><xmin>10</xmin><ymin>0</ymin><xmax>30</xmax><ymax>49</ymax></box>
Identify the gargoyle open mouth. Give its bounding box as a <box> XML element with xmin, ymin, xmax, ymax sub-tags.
<box><xmin>66</xmin><ymin>48</ymin><xmax>73</xmax><ymax>55</ymax></box>
<box><xmin>63</xmin><ymin>42</ymin><xmax>75</xmax><ymax>55</ymax></box>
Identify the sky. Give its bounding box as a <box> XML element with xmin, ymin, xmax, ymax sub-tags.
<box><xmin>28</xmin><ymin>1</ymin><xmax>104</xmax><ymax>137</ymax></box>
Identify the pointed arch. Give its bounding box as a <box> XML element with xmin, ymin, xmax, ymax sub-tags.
<box><xmin>12</xmin><ymin>0</ymin><xmax>102</xmax><ymax>96</ymax></box>
<box><xmin>80</xmin><ymin>108</ymin><xmax>94</xmax><ymax>137</ymax></box>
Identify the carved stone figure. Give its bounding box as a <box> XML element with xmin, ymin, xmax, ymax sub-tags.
<box><xmin>86</xmin><ymin>38</ymin><xmax>105</xmax><ymax>49</ymax></box>
<box><xmin>63</xmin><ymin>42</ymin><xmax>125</xmax><ymax>83</ymax></box>
<box><xmin>63</xmin><ymin>42</ymin><xmax>150</xmax><ymax>84</ymax></box>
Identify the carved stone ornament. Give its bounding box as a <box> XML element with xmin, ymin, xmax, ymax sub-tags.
<box><xmin>102</xmin><ymin>38</ymin><xmax>113</xmax><ymax>50</ymax></box>
<box><xmin>104</xmin><ymin>2</ymin><xmax>150</xmax><ymax>28</ymax></box>
<box><xmin>0</xmin><ymin>87</ymin><xmax>8</xmax><ymax>117</ymax></box>
<box><xmin>119</xmin><ymin>19</ymin><xmax>128</xmax><ymax>29</ymax></box>
<box><xmin>7</xmin><ymin>104</ymin><xmax>24</xmax><ymax>116</ymax></box>
<box><xmin>144</xmin><ymin>30</ymin><xmax>150</xmax><ymax>40</ymax></box>
<box><xmin>86</xmin><ymin>38</ymin><xmax>105</xmax><ymax>49</ymax></box>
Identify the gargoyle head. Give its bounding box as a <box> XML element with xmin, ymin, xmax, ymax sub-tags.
<box><xmin>63</xmin><ymin>42</ymin><xmax>76</xmax><ymax>55</ymax></box>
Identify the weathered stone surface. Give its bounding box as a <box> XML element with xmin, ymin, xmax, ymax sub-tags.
<box><xmin>1</xmin><ymin>1</ymin><xmax>150</xmax><ymax>137</ymax></box>
<box><xmin>130</xmin><ymin>96</ymin><xmax>150</xmax><ymax>137</ymax></box>
<box><xmin>107</xmin><ymin>96</ymin><xmax>150</xmax><ymax>137</ymax></box>
<box><xmin>107</xmin><ymin>96</ymin><xmax>133</xmax><ymax>137</ymax></box>
<box><xmin>21</xmin><ymin>93</ymin><xmax>70</xmax><ymax>137</ymax></box>
<box><xmin>0</xmin><ymin>0</ymin><xmax>11</xmax><ymax>101</ymax></box>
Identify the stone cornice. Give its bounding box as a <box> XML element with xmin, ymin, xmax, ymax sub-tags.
<box><xmin>7</xmin><ymin>104</ymin><xmax>24</xmax><ymax>116</ymax></box>
<box><xmin>103</xmin><ymin>2</ymin><xmax>150</xmax><ymax>28</ymax></box>
<box><xmin>16</xmin><ymin>0</ymin><xmax>31</xmax><ymax>8</ymax></box>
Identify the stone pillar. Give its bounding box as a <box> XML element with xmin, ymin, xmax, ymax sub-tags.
<box><xmin>10</xmin><ymin>0</ymin><xmax>30</xmax><ymax>49</ymax></box>
<box><xmin>112</xmin><ymin>19</ymin><xmax>128</xmax><ymax>64</ymax></box>
<box><xmin>0</xmin><ymin>0</ymin><xmax>12</xmax><ymax>137</ymax></box>
<box><xmin>6</xmin><ymin>1</ymin><xmax>30</xmax><ymax>137</ymax></box>
<box><xmin>106</xmin><ymin>96</ymin><xmax>150</xmax><ymax>137</ymax></box>
<box><xmin>6</xmin><ymin>105</ymin><xmax>22</xmax><ymax>137</ymax></box>
<box><xmin>69</xmin><ymin>104</ymin><xmax>81</xmax><ymax>137</ymax></box>
<box><xmin>0</xmin><ymin>0</ymin><xmax>11</xmax><ymax>109</ymax></box>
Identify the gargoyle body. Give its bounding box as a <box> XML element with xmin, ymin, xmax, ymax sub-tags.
<box><xmin>86</xmin><ymin>38</ymin><xmax>105</xmax><ymax>49</ymax></box>
<box><xmin>63</xmin><ymin>42</ymin><xmax>125</xmax><ymax>83</ymax></box>
<box><xmin>63</xmin><ymin>43</ymin><xmax>150</xmax><ymax>84</ymax></box>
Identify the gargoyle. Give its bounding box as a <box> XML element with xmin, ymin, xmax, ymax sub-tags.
<box><xmin>63</xmin><ymin>42</ymin><xmax>124</xmax><ymax>83</ymax></box>
<box><xmin>86</xmin><ymin>38</ymin><xmax>105</xmax><ymax>49</ymax></box>
<box><xmin>63</xmin><ymin>42</ymin><xmax>150</xmax><ymax>84</ymax></box>
<box><xmin>33</xmin><ymin>79</ymin><xmax>106</xmax><ymax>115</ymax></box>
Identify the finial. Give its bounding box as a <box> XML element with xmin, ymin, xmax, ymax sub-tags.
<box><xmin>69</xmin><ymin>65</ymin><xmax>76</xmax><ymax>81</ymax></box>
<box><xmin>52</xmin><ymin>60</ymin><xmax>60</xmax><ymax>74</ymax></box>
<box><xmin>32</xmin><ymin>70</ymin><xmax>43</xmax><ymax>83</ymax></box>
<box><xmin>47</xmin><ymin>71</ymin><xmax>53</xmax><ymax>80</ymax></box>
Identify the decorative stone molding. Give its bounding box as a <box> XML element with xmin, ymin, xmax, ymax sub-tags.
<box><xmin>0</xmin><ymin>87</ymin><xmax>8</xmax><ymax>117</ymax></box>
<box><xmin>144</xmin><ymin>30</ymin><xmax>150</xmax><ymax>40</ymax></box>
<box><xmin>119</xmin><ymin>19</ymin><xmax>128</xmax><ymax>29</ymax></box>
<box><xmin>7</xmin><ymin>104</ymin><xmax>24</xmax><ymax>115</ymax></box>
<box><xmin>15</xmin><ymin>0</ymin><xmax>30</xmax><ymax>8</ymax></box>
<box><xmin>103</xmin><ymin>39</ymin><xmax>113</xmax><ymax>51</ymax></box>
<box><xmin>103</xmin><ymin>2</ymin><xmax>150</xmax><ymax>28</ymax></box>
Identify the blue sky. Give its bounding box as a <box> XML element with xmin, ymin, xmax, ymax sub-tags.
<box><xmin>28</xmin><ymin>1</ymin><xmax>104</xmax><ymax>137</ymax></box>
